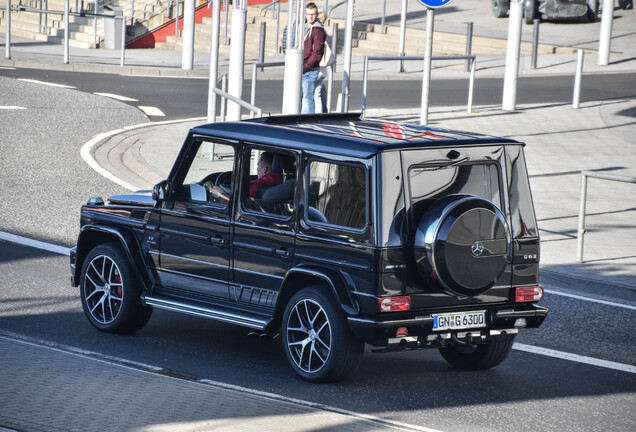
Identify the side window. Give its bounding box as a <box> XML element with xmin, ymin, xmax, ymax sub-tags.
<box><xmin>242</xmin><ymin>148</ymin><xmax>296</xmax><ymax>217</ymax></box>
<box><xmin>177</xmin><ymin>141</ymin><xmax>235</xmax><ymax>206</ymax></box>
<box><xmin>307</xmin><ymin>160</ymin><xmax>367</xmax><ymax>230</ymax></box>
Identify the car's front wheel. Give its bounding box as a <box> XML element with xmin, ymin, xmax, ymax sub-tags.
<box><xmin>282</xmin><ymin>286</ymin><xmax>363</xmax><ymax>383</ymax></box>
<box><xmin>80</xmin><ymin>243</ymin><xmax>152</xmax><ymax>333</ymax></box>
<box><xmin>438</xmin><ymin>337</ymin><xmax>515</xmax><ymax>370</ymax></box>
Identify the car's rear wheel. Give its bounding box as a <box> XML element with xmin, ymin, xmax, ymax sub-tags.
<box><xmin>439</xmin><ymin>337</ymin><xmax>515</xmax><ymax>370</ymax></box>
<box><xmin>524</xmin><ymin>0</ymin><xmax>538</xmax><ymax>24</ymax></box>
<box><xmin>80</xmin><ymin>243</ymin><xmax>152</xmax><ymax>333</ymax></box>
<box><xmin>282</xmin><ymin>286</ymin><xmax>363</xmax><ymax>383</ymax></box>
<box><xmin>492</xmin><ymin>0</ymin><xmax>510</xmax><ymax>17</ymax></box>
<box><xmin>587</xmin><ymin>0</ymin><xmax>600</xmax><ymax>21</ymax></box>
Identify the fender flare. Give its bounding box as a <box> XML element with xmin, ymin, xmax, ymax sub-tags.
<box><xmin>73</xmin><ymin>224</ymin><xmax>153</xmax><ymax>291</ymax></box>
<box><xmin>265</xmin><ymin>264</ymin><xmax>361</xmax><ymax>334</ymax></box>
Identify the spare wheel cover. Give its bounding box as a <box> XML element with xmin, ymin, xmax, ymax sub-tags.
<box><xmin>416</xmin><ymin>195</ymin><xmax>511</xmax><ymax>297</ymax></box>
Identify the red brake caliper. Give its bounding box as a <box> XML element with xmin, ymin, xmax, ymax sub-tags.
<box><xmin>115</xmin><ymin>274</ymin><xmax>123</xmax><ymax>304</ymax></box>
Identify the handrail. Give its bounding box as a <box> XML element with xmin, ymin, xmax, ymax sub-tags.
<box><xmin>258</xmin><ymin>0</ymin><xmax>282</xmax><ymax>53</ymax></box>
<box><xmin>214</xmin><ymin>88</ymin><xmax>262</xmax><ymax>119</ymax></box>
<box><xmin>577</xmin><ymin>170</ymin><xmax>636</xmax><ymax>262</ymax></box>
<box><xmin>361</xmin><ymin>54</ymin><xmax>477</xmax><ymax>117</ymax></box>
<box><xmin>328</xmin><ymin>0</ymin><xmax>348</xmax><ymax>17</ymax></box>
<box><xmin>250</xmin><ymin>61</ymin><xmax>285</xmax><ymax>118</ymax></box>
<box><xmin>259</xmin><ymin>0</ymin><xmax>280</xmax><ymax>16</ymax></box>
<box><xmin>6</xmin><ymin>5</ymin><xmax>127</xmax><ymax>65</ymax></box>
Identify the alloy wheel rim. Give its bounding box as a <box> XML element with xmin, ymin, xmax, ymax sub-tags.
<box><xmin>286</xmin><ymin>298</ymin><xmax>332</xmax><ymax>373</ymax></box>
<box><xmin>83</xmin><ymin>255</ymin><xmax>124</xmax><ymax>324</ymax></box>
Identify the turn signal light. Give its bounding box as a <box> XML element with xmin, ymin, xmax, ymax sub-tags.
<box><xmin>379</xmin><ymin>296</ymin><xmax>411</xmax><ymax>312</ymax></box>
<box><xmin>515</xmin><ymin>285</ymin><xmax>544</xmax><ymax>302</ymax></box>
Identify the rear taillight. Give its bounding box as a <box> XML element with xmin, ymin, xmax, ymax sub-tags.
<box><xmin>379</xmin><ymin>296</ymin><xmax>411</xmax><ymax>312</ymax></box>
<box><xmin>515</xmin><ymin>285</ymin><xmax>544</xmax><ymax>302</ymax></box>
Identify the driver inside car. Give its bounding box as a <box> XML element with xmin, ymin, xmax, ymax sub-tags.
<box><xmin>250</xmin><ymin>152</ymin><xmax>283</xmax><ymax>197</ymax></box>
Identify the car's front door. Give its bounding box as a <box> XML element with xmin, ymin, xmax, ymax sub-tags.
<box><xmin>156</xmin><ymin>138</ymin><xmax>236</xmax><ymax>300</ymax></box>
<box><xmin>231</xmin><ymin>146</ymin><xmax>298</xmax><ymax>309</ymax></box>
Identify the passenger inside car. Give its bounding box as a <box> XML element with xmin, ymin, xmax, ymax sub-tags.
<box><xmin>250</xmin><ymin>151</ymin><xmax>283</xmax><ymax>197</ymax></box>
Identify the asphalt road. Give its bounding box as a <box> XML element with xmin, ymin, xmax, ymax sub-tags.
<box><xmin>1</xmin><ymin>245</ymin><xmax>634</xmax><ymax>432</ymax></box>
<box><xmin>1</xmin><ymin>70</ymin><xmax>635</xmax><ymax>432</ymax></box>
<box><xmin>1</xmin><ymin>67</ymin><xmax>635</xmax><ymax>120</ymax></box>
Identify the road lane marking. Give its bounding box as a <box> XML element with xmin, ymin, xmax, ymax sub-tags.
<box><xmin>0</xmin><ymin>231</ymin><xmax>70</xmax><ymax>256</ymax></box>
<box><xmin>138</xmin><ymin>105</ymin><xmax>165</xmax><ymax>117</ymax></box>
<box><xmin>1</xmin><ymin>232</ymin><xmax>634</xmax><ymax>377</ymax></box>
<box><xmin>0</xmin><ymin>106</ymin><xmax>26</xmax><ymax>110</ymax></box>
<box><xmin>513</xmin><ymin>343</ymin><xmax>636</xmax><ymax>374</ymax></box>
<box><xmin>18</xmin><ymin>78</ymin><xmax>76</xmax><ymax>89</ymax></box>
<box><xmin>80</xmin><ymin>117</ymin><xmax>205</xmax><ymax>191</ymax></box>
<box><xmin>545</xmin><ymin>289</ymin><xmax>636</xmax><ymax>311</ymax></box>
<box><xmin>0</xmin><ymin>66</ymin><xmax>17</xmax><ymax>70</ymax></box>
<box><xmin>94</xmin><ymin>92</ymin><xmax>139</xmax><ymax>102</ymax></box>
<box><xmin>0</xmin><ymin>331</ymin><xmax>439</xmax><ymax>432</ymax></box>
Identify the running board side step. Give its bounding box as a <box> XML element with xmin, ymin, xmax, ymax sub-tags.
<box><xmin>142</xmin><ymin>294</ymin><xmax>268</xmax><ymax>330</ymax></box>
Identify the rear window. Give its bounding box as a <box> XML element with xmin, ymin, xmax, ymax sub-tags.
<box><xmin>408</xmin><ymin>162</ymin><xmax>503</xmax><ymax>209</ymax></box>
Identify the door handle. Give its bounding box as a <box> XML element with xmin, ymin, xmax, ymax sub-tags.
<box><xmin>209</xmin><ymin>235</ymin><xmax>226</xmax><ymax>245</ymax></box>
<box><xmin>275</xmin><ymin>248</ymin><xmax>290</xmax><ymax>258</ymax></box>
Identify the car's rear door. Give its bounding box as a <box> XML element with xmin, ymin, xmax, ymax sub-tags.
<box><xmin>231</xmin><ymin>145</ymin><xmax>298</xmax><ymax>308</ymax></box>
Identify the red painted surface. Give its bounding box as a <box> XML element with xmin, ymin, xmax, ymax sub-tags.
<box><xmin>127</xmin><ymin>0</ymin><xmax>288</xmax><ymax>49</ymax></box>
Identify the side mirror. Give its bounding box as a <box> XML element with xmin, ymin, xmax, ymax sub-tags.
<box><xmin>152</xmin><ymin>180</ymin><xmax>171</xmax><ymax>201</ymax></box>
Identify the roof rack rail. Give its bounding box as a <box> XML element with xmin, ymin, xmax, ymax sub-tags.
<box><xmin>253</xmin><ymin>112</ymin><xmax>362</xmax><ymax>124</ymax></box>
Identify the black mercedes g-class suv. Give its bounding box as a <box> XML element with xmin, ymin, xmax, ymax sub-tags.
<box><xmin>71</xmin><ymin>113</ymin><xmax>547</xmax><ymax>382</ymax></box>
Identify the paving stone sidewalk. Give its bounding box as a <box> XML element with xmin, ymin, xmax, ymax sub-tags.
<box><xmin>0</xmin><ymin>336</ymin><xmax>416</xmax><ymax>432</ymax></box>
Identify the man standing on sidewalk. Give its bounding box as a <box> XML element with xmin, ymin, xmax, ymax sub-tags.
<box><xmin>302</xmin><ymin>2</ymin><xmax>326</xmax><ymax>113</ymax></box>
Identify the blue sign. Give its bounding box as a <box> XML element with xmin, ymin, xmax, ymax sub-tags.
<box><xmin>417</xmin><ymin>0</ymin><xmax>454</xmax><ymax>8</ymax></box>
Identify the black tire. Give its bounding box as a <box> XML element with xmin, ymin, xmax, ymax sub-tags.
<box><xmin>439</xmin><ymin>337</ymin><xmax>515</xmax><ymax>370</ymax></box>
<box><xmin>80</xmin><ymin>243</ymin><xmax>152</xmax><ymax>333</ymax></box>
<box><xmin>492</xmin><ymin>0</ymin><xmax>510</xmax><ymax>18</ymax></box>
<box><xmin>587</xmin><ymin>0</ymin><xmax>600</xmax><ymax>21</ymax></box>
<box><xmin>524</xmin><ymin>0</ymin><xmax>538</xmax><ymax>24</ymax></box>
<box><xmin>282</xmin><ymin>286</ymin><xmax>364</xmax><ymax>383</ymax></box>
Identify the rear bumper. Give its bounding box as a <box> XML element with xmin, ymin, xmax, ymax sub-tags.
<box><xmin>347</xmin><ymin>304</ymin><xmax>548</xmax><ymax>347</ymax></box>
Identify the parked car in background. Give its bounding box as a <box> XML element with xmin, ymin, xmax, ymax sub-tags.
<box><xmin>492</xmin><ymin>0</ymin><xmax>599</xmax><ymax>23</ymax></box>
<box><xmin>71</xmin><ymin>113</ymin><xmax>547</xmax><ymax>382</ymax></box>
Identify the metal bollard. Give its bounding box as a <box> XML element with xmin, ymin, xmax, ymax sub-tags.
<box><xmin>64</xmin><ymin>0</ymin><xmax>70</xmax><ymax>64</ymax></box>
<box><xmin>220</xmin><ymin>74</ymin><xmax>228</xmax><ymax>122</ymax></box>
<box><xmin>331</xmin><ymin>23</ymin><xmax>338</xmax><ymax>73</ymax></box>
<box><xmin>573</xmin><ymin>49</ymin><xmax>584</xmax><ymax>109</ymax></box>
<box><xmin>464</xmin><ymin>22</ymin><xmax>473</xmax><ymax>72</ymax></box>
<box><xmin>258</xmin><ymin>21</ymin><xmax>266</xmax><ymax>68</ymax></box>
<box><xmin>5</xmin><ymin>0</ymin><xmax>11</xmax><ymax>59</ymax></box>
<box><xmin>577</xmin><ymin>173</ymin><xmax>588</xmax><ymax>262</ymax></box>
<box><xmin>531</xmin><ymin>19</ymin><xmax>540</xmax><ymax>69</ymax></box>
<box><xmin>175</xmin><ymin>0</ymin><xmax>179</xmax><ymax>36</ymax></box>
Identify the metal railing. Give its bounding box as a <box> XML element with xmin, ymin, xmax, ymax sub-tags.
<box><xmin>4</xmin><ymin>2</ymin><xmax>127</xmax><ymax>65</ymax></box>
<box><xmin>328</xmin><ymin>0</ymin><xmax>347</xmax><ymax>17</ymax></box>
<box><xmin>361</xmin><ymin>54</ymin><xmax>477</xmax><ymax>117</ymax></box>
<box><xmin>250</xmin><ymin>60</ymin><xmax>283</xmax><ymax>118</ymax></box>
<box><xmin>577</xmin><ymin>170</ymin><xmax>636</xmax><ymax>262</ymax></box>
<box><xmin>210</xmin><ymin>73</ymin><xmax>262</xmax><ymax>122</ymax></box>
<box><xmin>250</xmin><ymin>58</ymin><xmax>336</xmax><ymax>115</ymax></box>
<box><xmin>258</xmin><ymin>0</ymin><xmax>280</xmax><ymax>53</ymax></box>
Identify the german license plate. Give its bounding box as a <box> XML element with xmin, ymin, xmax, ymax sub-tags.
<box><xmin>433</xmin><ymin>311</ymin><xmax>486</xmax><ymax>331</ymax></box>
